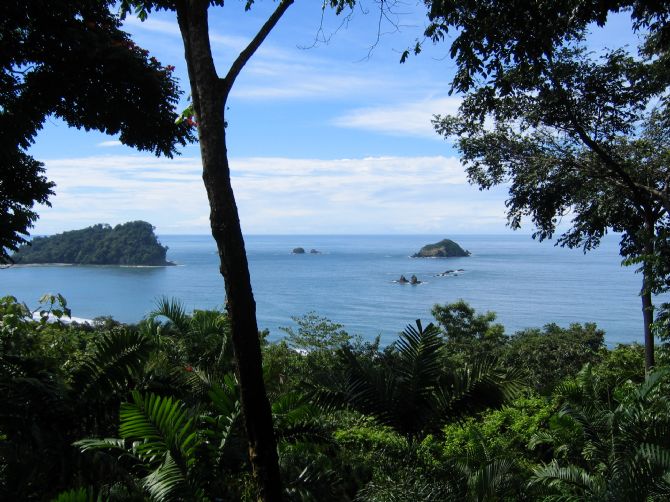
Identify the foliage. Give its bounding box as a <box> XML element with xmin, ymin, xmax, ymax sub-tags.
<box><xmin>4</xmin><ymin>294</ymin><xmax>670</xmax><ymax>500</ymax></box>
<box><xmin>431</xmin><ymin>300</ymin><xmax>507</xmax><ymax>363</ymax></box>
<box><xmin>281</xmin><ymin>312</ymin><xmax>353</xmax><ymax>352</ymax></box>
<box><xmin>0</xmin><ymin>1</ymin><xmax>193</xmax><ymax>262</ymax></box>
<box><xmin>442</xmin><ymin>394</ymin><xmax>554</xmax><ymax>463</ymax></box>
<box><xmin>79</xmin><ymin>391</ymin><xmax>208</xmax><ymax>501</ymax></box>
<box><xmin>502</xmin><ymin>323</ymin><xmax>605</xmax><ymax>393</ymax></box>
<box><xmin>0</xmin><ymin>296</ymin><xmax>154</xmax><ymax>500</ymax></box>
<box><xmin>591</xmin><ymin>343</ymin><xmax>646</xmax><ymax>390</ymax></box>
<box><xmin>432</xmin><ymin>20</ymin><xmax>669</xmax><ymax>368</ymax></box>
<box><xmin>530</xmin><ymin>366</ymin><xmax>670</xmax><ymax>500</ymax></box>
<box><xmin>311</xmin><ymin>320</ymin><xmax>524</xmax><ymax>437</ymax></box>
<box><xmin>0</xmin><ymin>151</ymin><xmax>54</xmax><ymax>265</ymax></box>
<box><xmin>421</xmin><ymin>0</ymin><xmax>670</xmax><ymax>95</ymax></box>
<box><xmin>12</xmin><ymin>221</ymin><xmax>172</xmax><ymax>266</ymax></box>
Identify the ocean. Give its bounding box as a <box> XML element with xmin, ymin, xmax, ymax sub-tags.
<box><xmin>0</xmin><ymin>234</ymin><xmax>656</xmax><ymax>346</ymax></box>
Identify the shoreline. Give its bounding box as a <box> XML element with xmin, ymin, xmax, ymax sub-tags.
<box><xmin>9</xmin><ymin>261</ymin><xmax>177</xmax><ymax>268</ymax></box>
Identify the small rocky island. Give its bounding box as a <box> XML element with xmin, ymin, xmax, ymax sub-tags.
<box><xmin>12</xmin><ymin>221</ymin><xmax>174</xmax><ymax>266</ymax></box>
<box><xmin>292</xmin><ymin>247</ymin><xmax>322</xmax><ymax>254</ymax></box>
<box><xmin>397</xmin><ymin>274</ymin><xmax>422</xmax><ymax>284</ymax></box>
<box><xmin>412</xmin><ymin>238</ymin><xmax>470</xmax><ymax>258</ymax></box>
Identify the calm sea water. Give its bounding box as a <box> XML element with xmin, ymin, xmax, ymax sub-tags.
<box><xmin>0</xmin><ymin>234</ymin><xmax>658</xmax><ymax>346</ymax></box>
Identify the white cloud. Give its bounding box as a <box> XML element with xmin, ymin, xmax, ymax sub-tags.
<box><xmin>333</xmin><ymin>97</ymin><xmax>462</xmax><ymax>138</ymax></box>
<box><xmin>122</xmin><ymin>16</ymin><xmax>181</xmax><ymax>36</ymax></box>
<box><xmin>123</xmin><ymin>15</ymin><xmax>245</xmax><ymax>47</ymax></box>
<box><xmin>96</xmin><ymin>140</ymin><xmax>123</xmax><ymax>147</ymax></box>
<box><xmin>34</xmin><ymin>154</ymin><xmax>508</xmax><ymax>235</ymax></box>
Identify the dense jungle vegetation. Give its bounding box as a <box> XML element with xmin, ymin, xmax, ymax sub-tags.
<box><xmin>2</xmin><ymin>294</ymin><xmax>670</xmax><ymax>501</ymax></box>
<box><xmin>11</xmin><ymin>222</ymin><xmax>173</xmax><ymax>266</ymax></box>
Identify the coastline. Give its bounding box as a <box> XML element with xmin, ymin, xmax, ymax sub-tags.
<box><xmin>10</xmin><ymin>261</ymin><xmax>177</xmax><ymax>268</ymax></box>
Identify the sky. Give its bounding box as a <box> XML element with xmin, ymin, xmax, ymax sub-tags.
<box><xmin>28</xmin><ymin>1</ymin><xmax>639</xmax><ymax>236</ymax></box>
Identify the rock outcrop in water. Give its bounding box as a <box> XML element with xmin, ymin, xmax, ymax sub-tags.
<box><xmin>12</xmin><ymin>221</ymin><xmax>174</xmax><ymax>266</ymax></box>
<box><xmin>412</xmin><ymin>239</ymin><xmax>470</xmax><ymax>258</ymax></box>
<box><xmin>292</xmin><ymin>247</ymin><xmax>306</xmax><ymax>254</ymax></box>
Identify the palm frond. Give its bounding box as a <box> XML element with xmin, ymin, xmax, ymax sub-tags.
<box><xmin>530</xmin><ymin>460</ymin><xmax>606</xmax><ymax>498</ymax></box>
<box><xmin>202</xmin><ymin>374</ymin><xmax>243</xmax><ymax>466</ymax></box>
<box><xmin>73</xmin><ymin>330</ymin><xmax>154</xmax><ymax>399</ymax></box>
<box><xmin>119</xmin><ymin>391</ymin><xmax>199</xmax><ymax>468</ymax></box>
<box><xmin>435</xmin><ymin>356</ymin><xmax>524</xmax><ymax>420</ymax></box>
<box><xmin>466</xmin><ymin>457</ymin><xmax>516</xmax><ymax>502</ymax></box>
<box><xmin>638</xmin><ymin>443</ymin><xmax>670</xmax><ymax>470</ymax></box>
<box><xmin>393</xmin><ymin>320</ymin><xmax>443</xmax><ymax>391</ymax></box>
<box><xmin>142</xmin><ymin>452</ymin><xmax>209</xmax><ymax>502</ymax></box>
<box><xmin>150</xmin><ymin>297</ymin><xmax>191</xmax><ymax>335</ymax></box>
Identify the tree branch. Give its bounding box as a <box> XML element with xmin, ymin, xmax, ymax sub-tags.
<box><xmin>220</xmin><ymin>0</ymin><xmax>294</xmax><ymax>98</ymax></box>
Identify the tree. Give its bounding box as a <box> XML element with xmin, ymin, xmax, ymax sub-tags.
<box><xmin>116</xmin><ymin>1</ymin><xmax>359</xmax><ymax>500</ymax></box>
<box><xmin>502</xmin><ymin>323</ymin><xmax>605</xmax><ymax>393</ymax></box>
<box><xmin>0</xmin><ymin>0</ymin><xmax>193</xmax><ymax>263</ymax></box>
<box><xmin>432</xmin><ymin>39</ymin><xmax>669</xmax><ymax>372</ymax></box>
<box><xmin>431</xmin><ymin>300</ymin><xmax>506</xmax><ymax>363</ymax></box>
<box><xmin>416</xmin><ymin>2</ymin><xmax>670</xmax><ymax>373</ymax></box>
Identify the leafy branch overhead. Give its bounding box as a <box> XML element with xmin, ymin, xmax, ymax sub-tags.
<box><xmin>0</xmin><ymin>0</ymin><xmax>194</xmax><ymax>263</ymax></box>
<box><xmin>432</xmin><ymin>31</ymin><xmax>670</xmax><ymax>371</ymax></box>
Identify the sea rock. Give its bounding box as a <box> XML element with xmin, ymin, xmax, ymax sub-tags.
<box><xmin>435</xmin><ymin>269</ymin><xmax>465</xmax><ymax>277</ymax></box>
<box><xmin>309</xmin><ymin>249</ymin><xmax>321</xmax><ymax>254</ymax></box>
<box><xmin>292</xmin><ymin>247</ymin><xmax>306</xmax><ymax>254</ymax></box>
<box><xmin>412</xmin><ymin>239</ymin><xmax>470</xmax><ymax>258</ymax></box>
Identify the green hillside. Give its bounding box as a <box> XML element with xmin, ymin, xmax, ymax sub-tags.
<box><xmin>12</xmin><ymin>221</ymin><xmax>173</xmax><ymax>266</ymax></box>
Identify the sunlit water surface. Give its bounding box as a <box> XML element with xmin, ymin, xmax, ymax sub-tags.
<box><xmin>1</xmin><ymin>234</ymin><xmax>658</xmax><ymax>346</ymax></box>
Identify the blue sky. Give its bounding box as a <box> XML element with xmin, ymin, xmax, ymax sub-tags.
<box><xmin>28</xmin><ymin>2</ymin><xmax>638</xmax><ymax>235</ymax></box>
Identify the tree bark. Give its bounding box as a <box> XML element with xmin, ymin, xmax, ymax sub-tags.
<box><xmin>642</xmin><ymin>217</ymin><xmax>656</xmax><ymax>373</ymax></box>
<box><xmin>176</xmin><ymin>1</ymin><xmax>283</xmax><ymax>500</ymax></box>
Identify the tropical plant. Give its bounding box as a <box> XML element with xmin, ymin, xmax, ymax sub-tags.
<box><xmin>0</xmin><ymin>299</ymin><xmax>154</xmax><ymax>500</ymax></box>
<box><xmin>529</xmin><ymin>366</ymin><xmax>670</xmax><ymax>500</ymax></box>
<box><xmin>147</xmin><ymin>297</ymin><xmax>233</xmax><ymax>373</ymax></box>
<box><xmin>311</xmin><ymin>320</ymin><xmax>524</xmax><ymax>437</ymax></box>
<box><xmin>78</xmin><ymin>391</ymin><xmax>209</xmax><ymax>501</ymax></box>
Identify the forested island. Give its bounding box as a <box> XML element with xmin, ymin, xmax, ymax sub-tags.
<box><xmin>413</xmin><ymin>238</ymin><xmax>471</xmax><ymax>258</ymax></box>
<box><xmin>11</xmin><ymin>221</ymin><xmax>174</xmax><ymax>266</ymax></box>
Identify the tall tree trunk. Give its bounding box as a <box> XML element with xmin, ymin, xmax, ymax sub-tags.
<box><xmin>642</xmin><ymin>270</ymin><xmax>655</xmax><ymax>372</ymax></box>
<box><xmin>176</xmin><ymin>2</ymin><xmax>283</xmax><ymax>500</ymax></box>
<box><xmin>642</xmin><ymin>217</ymin><xmax>656</xmax><ymax>373</ymax></box>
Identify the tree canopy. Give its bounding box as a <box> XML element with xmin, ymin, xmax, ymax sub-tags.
<box><xmin>430</xmin><ymin>7</ymin><xmax>670</xmax><ymax>370</ymax></box>
<box><xmin>0</xmin><ymin>0</ymin><xmax>193</xmax><ymax>263</ymax></box>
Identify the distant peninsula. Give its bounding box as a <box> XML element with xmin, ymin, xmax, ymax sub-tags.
<box><xmin>12</xmin><ymin>221</ymin><xmax>174</xmax><ymax>266</ymax></box>
<box><xmin>412</xmin><ymin>239</ymin><xmax>470</xmax><ymax>258</ymax></box>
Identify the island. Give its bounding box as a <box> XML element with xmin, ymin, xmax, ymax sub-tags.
<box><xmin>412</xmin><ymin>239</ymin><xmax>470</xmax><ymax>258</ymax></box>
<box><xmin>292</xmin><ymin>247</ymin><xmax>306</xmax><ymax>254</ymax></box>
<box><xmin>11</xmin><ymin>221</ymin><xmax>174</xmax><ymax>266</ymax></box>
